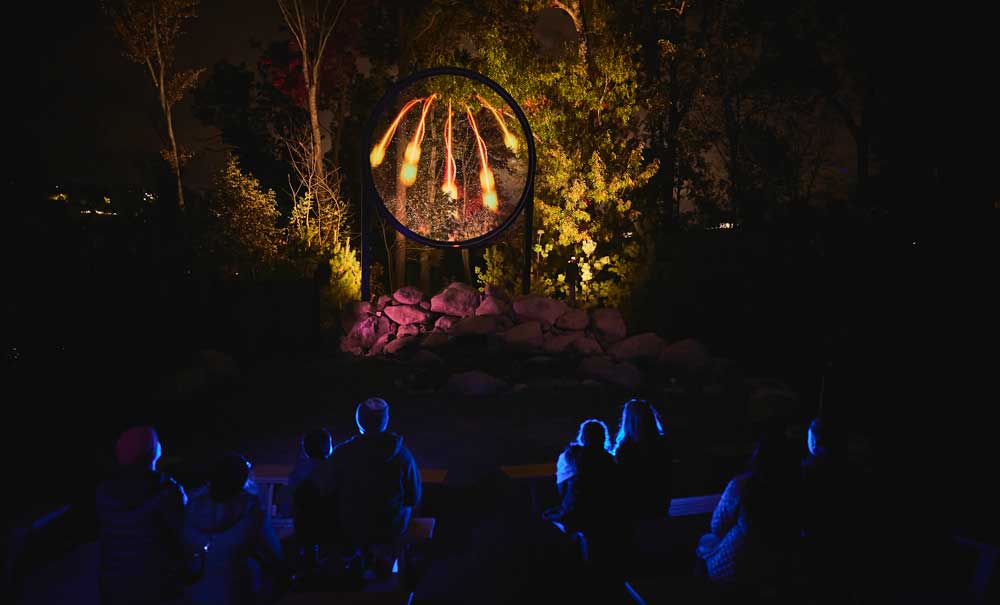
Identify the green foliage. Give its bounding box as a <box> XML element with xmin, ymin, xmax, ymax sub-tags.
<box><xmin>323</xmin><ymin>238</ymin><xmax>362</xmax><ymax>312</ymax></box>
<box><xmin>471</xmin><ymin>2</ymin><xmax>659</xmax><ymax>307</ymax></box>
<box><xmin>210</xmin><ymin>154</ymin><xmax>282</xmax><ymax>276</ymax></box>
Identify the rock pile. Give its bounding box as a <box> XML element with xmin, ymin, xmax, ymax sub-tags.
<box><xmin>340</xmin><ymin>283</ymin><xmax>714</xmax><ymax>393</ymax></box>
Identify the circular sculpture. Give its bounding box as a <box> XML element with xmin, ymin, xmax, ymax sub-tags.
<box><xmin>364</xmin><ymin>67</ymin><xmax>536</xmax><ymax>248</ymax></box>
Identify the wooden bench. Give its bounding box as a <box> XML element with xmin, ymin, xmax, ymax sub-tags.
<box><xmin>501</xmin><ymin>462</ymin><xmax>721</xmax><ymax>518</ymax></box>
<box><xmin>254</xmin><ymin>465</ymin><xmax>447</xmax><ymax>522</ymax></box>
<box><xmin>669</xmin><ymin>494</ymin><xmax>721</xmax><ymax>517</ymax></box>
<box><xmin>500</xmin><ymin>462</ymin><xmax>556</xmax><ymax>479</ymax></box>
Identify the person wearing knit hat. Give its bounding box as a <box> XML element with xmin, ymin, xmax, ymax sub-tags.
<box><xmin>96</xmin><ymin>426</ymin><xmax>188</xmax><ymax>604</ymax></box>
<box><xmin>324</xmin><ymin>397</ymin><xmax>422</xmax><ymax>579</ymax></box>
<box><xmin>115</xmin><ymin>425</ymin><xmax>162</xmax><ymax>468</ymax></box>
<box><xmin>355</xmin><ymin>397</ymin><xmax>390</xmax><ymax>434</ymax></box>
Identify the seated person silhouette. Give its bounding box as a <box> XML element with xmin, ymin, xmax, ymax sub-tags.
<box><xmin>320</xmin><ymin>398</ymin><xmax>422</xmax><ymax>579</ymax></box>
<box><xmin>96</xmin><ymin>426</ymin><xmax>187</xmax><ymax>605</ymax></box>
<box><xmin>184</xmin><ymin>453</ymin><xmax>282</xmax><ymax>605</ymax></box>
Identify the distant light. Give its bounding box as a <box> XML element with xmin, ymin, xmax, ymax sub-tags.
<box><xmin>718</xmin><ymin>222</ymin><xmax>733</xmax><ymax>229</ymax></box>
<box><xmin>103</xmin><ymin>196</ymin><xmax>111</xmax><ymax>205</ymax></box>
<box><xmin>912</xmin><ymin>241</ymin><xmax>917</xmax><ymax>245</ymax></box>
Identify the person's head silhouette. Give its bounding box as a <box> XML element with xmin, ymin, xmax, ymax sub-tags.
<box><xmin>576</xmin><ymin>419</ymin><xmax>611</xmax><ymax>451</ymax></box>
<box><xmin>302</xmin><ymin>428</ymin><xmax>333</xmax><ymax>459</ymax></box>
<box><xmin>356</xmin><ymin>398</ymin><xmax>390</xmax><ymax>434</ymax></box>
<box><xmin>115</xmin><ymin>426</ymin><xmax>162</xmax><ymax>470</ymax></box>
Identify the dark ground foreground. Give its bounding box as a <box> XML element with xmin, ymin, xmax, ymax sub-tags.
<box><xmin>4</xmin><ymin>337</ymin><xmax>993</xmax><ymax>604</ymax></box>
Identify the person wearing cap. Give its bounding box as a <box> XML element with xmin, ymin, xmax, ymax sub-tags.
<box><xmin>184</xmin><ymin>453</ymin><xmax>283</xmax><ymax>605</ymax></box>
<box><xmin>322</xmin><ymin>398</ymin><xmax>421</xmax><ymax>574</ymax></box>
<box><xmin>96</xmin><ymin>426</ymin><xmax>188</xmax><ymax>604</ymax></box>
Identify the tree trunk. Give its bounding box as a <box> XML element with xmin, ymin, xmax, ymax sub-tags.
<box><xmin>662</xmin><ymin>114</ymin><xmax>680</xmax><ymax>224</ymax></box>
<box><xmin>164</xmin><ymin>105</ymin><xmax>186</xmax><ymax>212</ymax></box>
<box><xmin>722</xmin><ymin>93</ymin><xmax>741</xmax><ymax>209</ymax></box>
<box><xmin>461</xmin><ymin>249</ymin><xmax>472</xmax><ymax>284</ymax></box>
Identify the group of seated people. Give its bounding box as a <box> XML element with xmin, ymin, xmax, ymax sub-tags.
<box><xmin>95</xmin><ymin>394</ymin><xmax>848</xmax><ymax>604</ymax></box>
<box><xmin>547</xmin><ymin>399</ymin><xmax>850</xmax><ymax>598</ymax></box>
<box><xmin>95</xmin><ymin>397</ymin><xmax>420</xmax><ymax>605</ymax></box>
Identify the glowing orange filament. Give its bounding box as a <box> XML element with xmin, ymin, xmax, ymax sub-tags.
<box><xmin>477</xmin><ymin>94</ymin><xmax>518</xmax><ymax>152</ymax></box>
<box><xmin>441</xmin><ymin>101</ymin><xmax>458</xmax><ymax>199</ymax></box>
<box><xmin>370</xmin><ymin>97</ymin><xmax>424</xmax><ymax>168</ymax></box>
<box><xmin>466</xmin><ymin>107</ymin><xmax>498</xmax><ymax>211</ymax></box>
<box><xmin>399</xmin><ymin>94</ymin><xmax>437</xmax><ymax>186</ymax></box>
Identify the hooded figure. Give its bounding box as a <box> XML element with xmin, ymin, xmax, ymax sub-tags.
<box><xmin>96</xmin><ymin>426</ymin><xmax>187</xmax><ymax>605</ymax></box>
<box><xmin>322</xmin><ymin>398</ymin><xmax>422</xmax><ymax>546</ymax></box>
<box><xmin>183</xmin><ymin>453</ymin><xmax>282</xmax><ymax>605</ymax></box>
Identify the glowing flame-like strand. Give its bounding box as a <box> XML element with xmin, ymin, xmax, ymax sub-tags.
<box><xmin>400</xmin><ymin>94</ymin><xmax>437</xmax><ymax>186</ymax></box>
<box><xmin>441</xmin><ymin>101</ymin><xmax>458</xmax><ymax>199</ymax></box>
<box><xmin>466</xmin><ymin>107</ymin><xmax>498</xmax><ymax>212</ymax></box>
<box><xmin>370</xmin><ymin>97</ymin><xmax>424</xmax><ymax>168</ymax></box>
<box><xmin>477</xmin><ymin>94</ymin><xmax>519</xmax><ymax>152</ymax></box>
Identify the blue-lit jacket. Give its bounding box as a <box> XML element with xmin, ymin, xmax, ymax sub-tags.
<box><xmin>96</xmin><ymin>469</ymin><xmax>187</xmax><ymax>605</ymax></box>
<box><xmin>319</xmin><ymin>432</ymin><xmax>421</xmax><ymax>544</ymax></box>
<box><xmin>183</xmin><ymin>487</ymin><xmax>282</xmax><ymax>605</ymax></box>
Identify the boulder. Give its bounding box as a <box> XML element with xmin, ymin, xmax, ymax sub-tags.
<box><xmin>397</xmin><ymin>324</ymin><xmax>420</xmax><ymax>338</ymax></box>
<box><xmin>384</xmin><ymin>304</ymin><xmax>431</xmax><ymax>326</ymax></box>
<box><xmin>485</xmin><ymin>284</ymin><xmax>512</xmax><ymax>302</ymax></box>
<box><xmin>570</xmin><ymin>335</ymin><xmax>604</xmax><ymax>356</ymax></box>
<box><xmin>419</xmin><ymin>300</ymin><xmax>431</xmax><ymax>310</ymax></box>
<box><xmin>608</xmin><ymin>332</ymin><xmax>667</xmax><ymax>362</ymax></box>
<box><xmin>393</xmin><ymin>286</ymin><xmax>424</xmax><ymax>305</ymax></box>
<box><xmin>513</xmin><ymin>294</ymin><xmax>568</xmax><ymax>326</ymax></box>
<box><xmin>555</xmin><ymin>308</ymin><xmax>589</xmax><ymax>331</ymax></box>
<box><xmin>590</xmin><ymin>308</ymin><xmax>627</xmax><ymax>344</ymax></box>
<box><xmin>430</xmin><ymin>285</ymin><xmax>480</xmax><ymax>317</ymax></box>
<box><xmin>341</xmin><ymin>315</ymin><xmax>391</xmax><ymax>353</ymax></box>
<box><xmin>376</xmin><ymin>295</ymin><xmax>393</xmax><ymax>311</ymax></box>
<box><xmin>476</xmin><ymin>296</ymin><xmax>511</xmax><ymax>316</ymax></box>
<box><xmin>445</xmin><ymin>370</ymin><xmax>508</xmax><ymax>396</ymax></box>
<box><xmin>578</xmin><ymin>356</ymin><xmax>642</xmax><ymax>390</ymax></box>
<box><xmin>384</xmin><ymin>335</ymin><xmax>419</xmax><ymax>355</ymax></box>
<box><xmin>433</xmin><ymin>315</ymin><xmax>458</xmax><ymax>333</ymax></box>
<box><xmin>451</xmin><ymin>315</ymin><xmax>500</xmax><ymax>337</ymax></box>
<box><xmin>339</xmin><ymin>301</ymin><xmax>372</xmax><ymax>335</ymax></box>
<box><xmin>543</xmin><ymin>332</ymin><xmax>584</xmax><ymax>354</ymax></box>
<box><xmin>367</xmin><ymin>332</ymin><xmax>393</xmax><ymax>356</ymax></box>
<box><xmin>657</xmin><ymin>338</ymin><xmax>710</xmax><ymax>372</ymax></box>
<box><xmin>420</xmin><ymin>332</ymin><xmax>450</xmax><ymax>348</ymax></box>
<box><xmin>500</xmin><ymin>321</ymin><xmax>543</xmax><ymax>350</ymax></box>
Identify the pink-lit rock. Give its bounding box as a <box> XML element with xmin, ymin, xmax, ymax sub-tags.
<box><xmin>555</xmin><ymin>308</ymin><xmax>589</xmax><ymax>331</ymax></box>
<box><xmin>608</xmin><ymin>332</ymin><xmax>666</xmax><ymax>362</ymax></box>
<box><xmin>384</xmin><ymin>304</ymin><xmax>431</xmax><ymax>326</ymax></box>
<box><xmin>500</xmin><ymin>321</ymin><xmax>543</xmax><ymax>350</ymax></box>
<box><xmin>476</xmin><ymin>295</ymin><xmax>511</xmax><ymax>316</ymax></box>
<box><xmin>393</xmin><ymin>286</ymin><xmax>424</xmax><ymax>305</ymax></box>
<box><xmin>430</xmin><ymin>285</ymin><xmax>480</xmax><ymax>317</ymax></box>
<box><xmin>512</xmin><ymin>294</ymin><xmax>568</xmax><ymax>326</ymax></box>
<box><xmin>590</xmin><ymin>308</ymin><xmax>627</xmax><ymax>344</ymax></box>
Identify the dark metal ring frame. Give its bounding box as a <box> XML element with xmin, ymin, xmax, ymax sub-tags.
<box><xmin>362</xmin><ymin>66</ymin><xmax>537</xmax><ymax>249</ymax></box>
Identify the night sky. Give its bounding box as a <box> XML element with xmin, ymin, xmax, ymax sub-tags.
<box><xmin>17</xmin><ymin>1</ymin><xmax>289</xmax><ymax>188</ymax></box>
<box><xmin>13</xmin><ymin>1</ymin><xmax>579</xmax><ymax>191</ymax></box>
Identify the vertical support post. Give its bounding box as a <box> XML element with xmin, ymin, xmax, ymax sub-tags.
<box><xmin>521</xmin><ymin>181</ymin><xmax>533</xmax><ymax>295</ymax></box>
<box><xmin>361</xmin><ymin>180</ymin><xmax>372</xmax><ymax>302</ymax></box>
